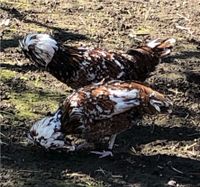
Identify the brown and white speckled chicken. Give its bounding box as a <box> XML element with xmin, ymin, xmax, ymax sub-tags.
<box><xmin>20</xmin><ymin>33</ymin><xmax>175</xmax><ymax>89</ymax></box>
<box><xmin>28</xmin><ymin>80</ymin><xmax>172</xmax><ymax>158</ymax></box>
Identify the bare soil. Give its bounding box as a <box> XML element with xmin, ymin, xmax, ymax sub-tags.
<box><xmin>0</xmin><ymin>0</ymin><xmax>200</xmax><ymax>186</ymax></box>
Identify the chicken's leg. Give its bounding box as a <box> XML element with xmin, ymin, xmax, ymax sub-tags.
<box><xmin>91</xmin><ymin>134</ymin><xmax>117</xmax><ymax>158</ymax></box>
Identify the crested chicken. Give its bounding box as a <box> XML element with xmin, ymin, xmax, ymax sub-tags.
<box><xmin>20</xmin><ymin>33</ymin><xmax>175</xmax><ymax>88</ymax></box>
<box><xmin>28</xmin><ymin>80</ymin><xmax>172</xmax><ymax>158</ymax></box>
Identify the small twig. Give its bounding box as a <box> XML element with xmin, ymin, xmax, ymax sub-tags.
<box><xmin>19</xmin><ymin>169</ymin><xmax>42</xmax><ymax>173</ymax></box>
<box><xmin>95</xmin><ymin>167</ymin><xmax>106</xmax><ymax>175</ymax></box>
<box><xmin>144</xmin><ymin>7</ymin><xmax>151</xmax><ymax>21</ymax></box>
<box><xmin>175</xmin><ymin>24</ymin><xmax>189</xmax><ymax>31</ymax></box>
<box><xmin>187</xmin><ymin>133</ymin><xmax>200</xmax><ymax>137</ymax></box>
<box><xmin>79</xmin><ymin>16</ymin><xmax>87</xmax><ymax>26</ymax></box>
<box><xmin>171</xmin><ymin>165</ymin><xmax>184</xmax><ymax>174</ymax></box>
<box><xmin>184</xmin><ymin>113</ymin><xmax>190</xmax><ymax>119</ymax></box>
<box><xmin>168</xmin><ymin>162</ymin><xmax>184</xmax><ymax>175</ymax></box>
<box><xmin>168</xmin><ymin>88</ymin><xmax>182</xmax><ymax>95</ymax></box>
<box><xmin>0</xmin><ymin>140</ymin><xmax>8</xmax><ymax>145</ymax></box>
<box><xmin>177</xmin><ymin>13</ymin><xmax>189</xmax><ymax>21</ymax></box>
<box><xmin>157</xmin><ymin>165</ymin><xmax>164</xmax><ymax>169</ymax></box>
<box><xmin>130</xmin><ymin>146</ymin><xmax>137</xmax><ymax>154</ymax></box>
<box><xmin>0</xmin><ymin>132</ymin><xmax>6</xmax><ymax>137</ymax></box>
<box><xmin>1</xmin><ymin>156</ymin><xmax>12</xmax><ymax>160</ymax></box>
<box><xmin>187</xmin><ymin>151</ymin><xmax>198</xmax><ymax>156</ymax></box>
<box><xmin>150</xmin><ymin>123</ymin><xmax>155</xmax><ymax>134</ymax></box>
<box><xmin>0</xmin><ymin>110</ymin><xmax>15</xmax><ymax>116</ymax></box>
<box><xmin>185</xmin><ymin>142</ymin><xmax>198</xmax><ymax>150</ymax></box>
<box><xmin>111</xmin><ymin>174</ymin><xmax>123</xmax><ymax>178</ymax></box>
<box><xmin>175</xmin><ymin>24</ymin><xmax>194</xmax><ymax>36</ymax></box>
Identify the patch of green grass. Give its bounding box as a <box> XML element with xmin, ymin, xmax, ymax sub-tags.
<box><xmin>0</xmin><ymin>69</ymin><xmax>17</xmax><ymax>81</ymax></box>
<box><xmin>10</xmin><ymin>92</ymin><xmax>58</xmax><ymax>120</ymax></box>
<box><xmin>0</xmin><ymin>68</ymin><xmax>66</xmax><ymax>120</ymax></box>
<box><xmin>30</xmin><ymin>76</ymin><xmax>48</xmax><ymax>89</ymax></box>
<box><xmin>136</xmin><ymin>26</ymin><xmax>152</xmax><ymax>35</ymax></box>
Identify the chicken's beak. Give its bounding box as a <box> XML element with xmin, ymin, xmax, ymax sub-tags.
<box><xmin>26</xmin><ymin>133</ymin><xmax>35</xmax><ymax>145</ymax></box>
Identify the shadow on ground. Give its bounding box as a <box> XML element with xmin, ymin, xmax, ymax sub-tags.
<box><xmin>1</xmin><ymin>124</ymin><xmax>200</xmax><ymax>187</ymax></box>
<box><xmin>0</xmin><ymin>63</ymin><xmax>39</xmax><ymax>73</ymax></box>
<box><xmin>0</xmin><ymin>5</ymin><xmax>89</xmax><ymax>51</ymax></box>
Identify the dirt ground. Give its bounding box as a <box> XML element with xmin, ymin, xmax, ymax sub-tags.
<box><xmin>0</xmin><ymin>0</ymin><xmax>200</xmax><ymax>186</ymax></box>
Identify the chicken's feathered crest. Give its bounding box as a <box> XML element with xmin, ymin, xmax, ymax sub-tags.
<box><xmin>19</xmin><ymin>33</ymin><xmax>58</xmax><ymax>67</ymax></box>
<box><xmin>28</xmin><ymin>110</ymin><xmax>62</xmax><ymax>148</ymax></box>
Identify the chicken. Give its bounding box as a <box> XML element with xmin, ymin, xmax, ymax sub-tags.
<box><xmin>20</xmin><ymin>33</ymin><xmax>175</xmax><ymax>89</ymax></box>
<box><xmin>28</xmin><ymin>80</ymin><xmax>172</xmax><ymax>158</ymax></box>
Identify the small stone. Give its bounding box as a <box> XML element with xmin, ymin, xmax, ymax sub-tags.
<box><xmin>96</xmin><ymin>5</ymin><xmax>103</xmax><ymax>10</ymax></box>
<box><xmin>0</xmin><ymin>19</ymin><xmax>10</xmax><ymax>26</ymax></box>
<box><xmin>167</xmin><ymin>179</ymin><xmax>176</xmax><ymax>186</ymax></box>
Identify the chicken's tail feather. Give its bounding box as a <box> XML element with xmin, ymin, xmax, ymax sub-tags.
<box><xmin>127</xmin><ymin>38</ymin><xmax>176</xmax><ymax>58</ymax></box>
<box><xmin>146</xmin><ymin>38</ymin><xmax>176</xmax><ymax>57</ymax></box>
<box><xmin>138</xmin><ymin>84</ymin><xmax>173</xmax><ymax>114</ymax></box>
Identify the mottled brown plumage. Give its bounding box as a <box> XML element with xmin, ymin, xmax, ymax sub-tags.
<box><xmin>28</xmin><ymin>80</ymin><xmax>172</xmax><ymax>156</ymax></box>
<box><xmin>20</xmin><ymin>34</ymin><xmax>176</xmax><ymax>88</ymax></box>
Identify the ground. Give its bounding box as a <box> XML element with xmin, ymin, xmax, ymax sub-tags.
<box><xmin>0</xmin><ymin>0</ymin><xmax>200</xmax><ymax>187</ymax></box>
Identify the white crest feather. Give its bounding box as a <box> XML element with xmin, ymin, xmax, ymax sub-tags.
<box><xmin>21</xmin><ymin>33</ymin><xmax>58</xmax><ymax>64</ymax></box>
<box><xmin>29</xmin><ymin>110</ymin><xmax>68</xmax><ymax>149</ymax></box>
<box><xmin>146</xmin><ymin>39</ymin><xmax>161</xmax><ymax>48</ymax></box>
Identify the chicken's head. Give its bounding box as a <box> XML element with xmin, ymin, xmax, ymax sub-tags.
<box><xmin>28</xmin><ymin>110</ymin><xmax>75</xmax><ymax>151</ymax></box>
<box><xmin>19</xmin><ymin>33</ymin><xmax>58</xmax><ymax>68</ymax></box>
